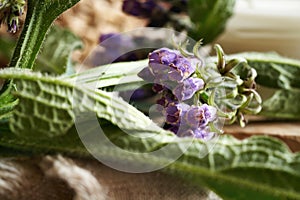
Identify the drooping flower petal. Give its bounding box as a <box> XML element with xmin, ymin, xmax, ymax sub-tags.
<box><xmin>148</xmin><ymin>48</ymin><xmax>195</xmax><ymax>82</ymax></box>
<box><xmin>194</xmin><ymin>127</ymin><xmax>215</xmax><ymax>140</ymax></box>
<box><xmin>165</xmin><ymin>102</ymin><xmax>189</xmax><ymax>126</ymax></box>
<box><xmin>138</xmin><ymin>67</ymin><xmax>155</xmax><ymax>82</ymax></box>
<box><xmin>182</xmin><ymin>104</ymin><xmax>217</xmax><ymax>129</ymax></box>
<box><xmin>173</xmin><ymin>77</ymin><xmax>204</xmax><ymax>101</ymax></box>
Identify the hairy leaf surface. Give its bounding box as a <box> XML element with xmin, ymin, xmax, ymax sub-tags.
<box><xmin>0</xmin><ymin>68</ymin><xmax>162</xmax><ymax>137</ymax></box>
<box><xmin>0</xmin><ymin>68</ymin><xmax>300</xmax><ymax>199</ymax></box>
<box><xmin>261</xmin><ymin>89</ymin><xmax>300</xmax><ymax>119</ymax></box>
<box><xmin>34</xmin><ymin>26</ymin><xmax>83</xmax><ymax>74</ymax></box>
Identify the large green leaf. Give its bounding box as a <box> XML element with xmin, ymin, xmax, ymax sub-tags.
<box><xmin>1</xmin><ymin>25</ymin><xmax>82</xmax><ymax>73</ymax></box>
<box><xmin>0</xmin><ymin>83</ymin><xmax>18</xmax><ymax>121</ymax></box>
<box><xmin>261</xmin><ymin>89</ymin><xmax>300</xmax><ymax>119</ymax></box>
<box><xmin>0</xmin><ymin>123</ymin><xmax>299</xmax><ymax>200</ymax></box>
<box><xmin>34</xmin><ymin>26</ymin><xmax>83</xmax><ymax>75</ymax></box>
<box><xmin>0</xmin><ymin>68</ymin><xmax>163</xmax><ymax>137</ymax></box>
<box><xmin>69</xmin><ymin>59</ymin><xmax>148</xmax><ymax>88</ymax></box>
<box><xmin>0</xmin><ymin>68</ymin><xmax>300</xmax><ymax>199</ymax></box>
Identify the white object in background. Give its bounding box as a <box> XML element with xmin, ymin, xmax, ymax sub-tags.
<box><xmin>216</xmin><ymin>0</ymin><xmax>300</xmax><ymax>59</ymax></box>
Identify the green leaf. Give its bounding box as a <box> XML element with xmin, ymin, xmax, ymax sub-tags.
<box><xmin>0</xmin><ymin>68</ymin><xmax>163</xmax><ymax>137</ymax></box>
<box><xmin>1</xmin><ymin>68</ymin><xmax>300</xmax><ymax>200</ymax></box>
<box><xmin>0</xmin><ymin>125</ymin><xmax>87</xmax><ymax>156</ymax></box>
<box><xmin>34</xmin><ymin>25</ymin><xmax>83</xmax><ymax>75</ymax></box>
<box><xmin>0</xmin><ymin>25</ymin><xmax>82</xmax><ymax>75</ymax></box>
<box><xmin>261</xmin><ymin>89</ymin><xmax>300</xmax><ymax>119</ymax></box>
<box><xmin>1</xmin><ymin>121</ymin><xmax>299</xmax><ymax>199</ymax></box>
<box><xmin>69</xmin><ymin>59</ymin><xmax>148</xmax><ymax>88</ymax></box>
<box><xmin>227</xmin><ymin>52</ymin><xmax>300</xmax><ymax>90</ymax></box>
<box><xmin>188</xmin><ymin>0</ymin><xmax>236</xmax><ymax>44</ymax></box>
<box><xmin>0</xmin><ymin>83</ymin><xmax>18</xmax><ymax>121</ymax></box>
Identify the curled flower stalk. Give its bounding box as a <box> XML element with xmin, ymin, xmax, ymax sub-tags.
<box><xmin>0</xmin><ymin>0</ymin><xmax>25</xmax><ymax>33</ymax></box>
<box><xmin>138</xmin><ymin>42</ymin><xmax>262</xmax><ymax>139</ymax></box>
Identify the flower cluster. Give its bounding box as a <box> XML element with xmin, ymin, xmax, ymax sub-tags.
<box><xmin>122</xmin><ymin>0</ymin><xmax>188</xmax><ymax>28</ymax></box>
<box><xmin>139</xmin><ymin>48</ymin><xmax>204</xmax><ymax>100</ymax></box>
<box><xmin>0</xmin><ymin>0</ymin><xmax>25</xmax><ymax>33</ymax></box>
<box><xmin>138</xmin><ymin>48</ymin><xmax>218</xmax><ymax>139</ymax></box>
<box><xmin>137</xmin><ymin>43</ymin><xmax>262</xmax><ymax>139</ymax></box>
<box><xmin>122</xmin><ymin>0</ymin><xmax>166</xmax><ymax>27</ymax></box>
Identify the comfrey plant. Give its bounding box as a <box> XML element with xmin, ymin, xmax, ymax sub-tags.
<box><xmin>138</xmin><ymin>43</ymin><xmax>262</xmax><ymax>139</ymax></box>
<box><xmin>0</xmin><ymin>0</ymin><xmax>300</xmax><ymax>199</ymax></box>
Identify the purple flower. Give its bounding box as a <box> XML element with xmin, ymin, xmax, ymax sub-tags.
<box><xmin>157</xmin><ymin>97</ymin><xmax>218</xmax><ymax>139</ymax></box>
<box><xmin>122</xmin><ymin>0</ymin><xmax>158</xmax><ymax>18</ymax></box>
<box><xmin>173</xmin><ymin>77</ymin><xmax>204</xmax><ymax>101</ymax></box>
<box><xmin>138</xmin><ymin>67</ymin><xmax>155</xmax><ymax>82</ymax></box>
<box><xmin>182</xmin><ymin>104</ymin><xmax>217</xmax><ymax>129</ymax></box>
<box><xmin>8</xmin><ymin>19</ymin><xmax>18</xmax><ymax>33</ymax></box>
<box><xmin>164</xmin><ymin>102</ymin><xmax>189</xmax><ymax>126</ymax></box>
<box><xmin>183</xmin><ymin>106</ymin><xmax>207</xmax><ymax>128</ymax></box>
<box><xmin>177</xmin><ymin>128</ymin><xmax>194</xmax><ymax>137</ymax></box>
<box><xmin>156</xmin><ymin>91</ymin><xmax>177</xmax><ymax>107</ymax></box>
<box><xmin>148</xmin><ymin>48</ymin><xmax>195</xmax><ymax>82</ymax></box>
<box><xmin>194</xmin><ymin>127</ymin><xmax>215</xmax><ymax>140</ymax></box>
<box><xmin>152</xmin><ymin>83</ymin><xmax>164</xmax><ymax>93</ymax></box>
<box><xmin>91</xmin><ymin>33</ymin><xmax>137</xmax><ymax>65</ymax></box>
<box><xmin>149</xmin><ymin>48</ymin><xmax>178</xmax><ymax>66</ymax></box>
<box><xmin>177</xmin><ymin>126</ymin><xmax>215</xmax><ymax>140</ymax></box>
<box><xmin>99</xmin><ymin>33</ymin><xmax>135</xmax><ymax>49</ymax></box>
<box><xmin>167</xmin><ymin>125</ymin><xmax>179</xmax><ymax>134</ymax></box>
<box><xmin>202</xmin><ymin>104</ymin><xmax>217</xmax><ymax>122</ymax></box>
<box><xmin>0</xmin><ymin>0</ymin><xmax>25</xmax><ymax>33</ymax></box>
<box><xmin>99</xmin><ymin>33</ymin><xmax>116</xmax><ymax>43</ymax></box>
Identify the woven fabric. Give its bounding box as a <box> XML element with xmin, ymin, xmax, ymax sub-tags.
<box><xmin>0</xmin><ymin>155</ymin><xmax>220</xmax><ymax>200</ymax></box>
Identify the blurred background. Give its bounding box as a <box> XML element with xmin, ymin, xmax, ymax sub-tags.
<box><xmin>1</xmin><ymin>0</ymin><xmax>300</xmax><ymax>66</ymax></box>
<box><xmin>216</xmin><ymin>0</ymin><xmax>300</xmax><ymax>59</ymax></box>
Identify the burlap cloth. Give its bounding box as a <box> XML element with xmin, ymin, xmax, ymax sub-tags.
<box><xmin>0</xmin><ymin>155</ymin><xmax>220</xmax><ymax>200</ymax></box>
